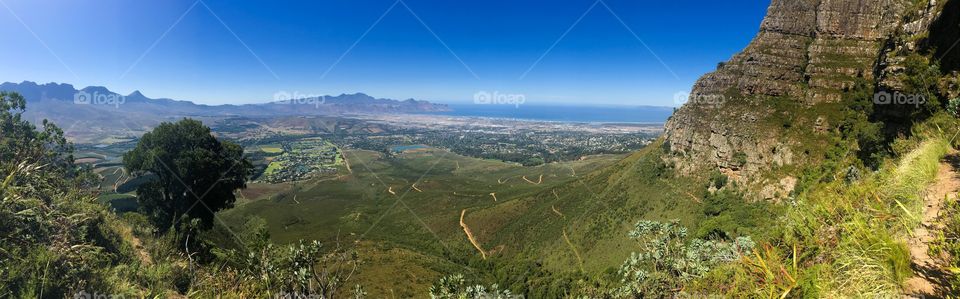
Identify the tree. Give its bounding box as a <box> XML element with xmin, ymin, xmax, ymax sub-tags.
<box><xmin>0</xmin><ymin>91</ymin><xmax>74</xmax><ymax>175</ymax></box>
<box><xmin>123</xmin><ymin>118</ymin><xmax>252</xmax><ymax>231</ymax></box>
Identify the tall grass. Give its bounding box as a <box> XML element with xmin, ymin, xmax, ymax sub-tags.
<box><xmin>825</xmin><ymin>139</ymin><xmax>947</xmax><ymax>297</ymax></box>
<box><xmin>698</xmin><ymin>135</ymin><xmax>953</xmax><ymax>297</ymax></box>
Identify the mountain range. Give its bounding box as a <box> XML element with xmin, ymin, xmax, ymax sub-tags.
<box><xmin>0</xmin><ymin>81</ymin><xmax>450</xmax><ymax>142</ymax></box>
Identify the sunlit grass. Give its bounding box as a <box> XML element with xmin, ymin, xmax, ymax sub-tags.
<box><xmin>698</xmin><ymin>133</ymin><xmax>953</xmax><ymax>297</ymax></box>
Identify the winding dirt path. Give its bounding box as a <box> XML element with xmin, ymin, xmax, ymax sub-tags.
<box><xmin>459</xmin><ymin>209</ymin><xmax>488</xmax><ymax>259</ymax></box>
<box><xmin>562</xmin><ymin>229</ymin><xmax>584</xmax><ymax>272</ymax></box>
<box><xmin>905</xmin><ymin>153</ymin><xmax>960</xmax><ymax>297</ymax></box>
<box><xmin>551</xmin><ymin>205</ymin><xmax>564</xmax><ymax>218</ymax></box>
<box><xmin>522</xmin><ymin>174</ymin><xmax>543</xmax><ymax>185</ymax></box>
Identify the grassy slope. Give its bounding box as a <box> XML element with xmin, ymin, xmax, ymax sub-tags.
<box><xmin>692</xmin><ymin>116</ymin><xmax>958</xmax><ymax>297</ymax></box>
<box><xmin>220</xmin><ymin>148</ymin><xmax>633</xmax><ymax>295</ymax></box>
<box><xmin>472</xmin><ymin>141</ymin><xmax>706</xmax><ymax>273</ymax></box>
<box><xmin>91</xmin><ymin>119</ymin><xmax>954</xmax><ymax>297</ymax></box>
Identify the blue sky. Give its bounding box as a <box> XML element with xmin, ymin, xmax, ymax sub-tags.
<box><xmin>0</xmin><ymin>0</ymin><xmax>769</xmax><ymax>106</ymax></box>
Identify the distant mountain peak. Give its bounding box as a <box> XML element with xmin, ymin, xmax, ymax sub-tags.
<box><xmin>80</xmin><ymin>86</ymin><xmax>113</xmax><ymax>95</ymax></box>
<box><xmin>128</xmin><ymin>90</ymin><xmax>146</xmax><ymax>98</ymax></box>
<box><xmin>336</xmin><ymin>92</ymin><xmax>374</xmax><ymax>100</ymax></box>
<box><xmin>0</xmin><ymin>81</ymin><xmax>452</xmax><ymax>120</ymax></box>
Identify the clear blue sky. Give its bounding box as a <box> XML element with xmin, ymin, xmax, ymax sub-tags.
<box><xmin>0</xmin><ymin>0</ymin><xmax>769</xmax><ymax>106</ymax></box>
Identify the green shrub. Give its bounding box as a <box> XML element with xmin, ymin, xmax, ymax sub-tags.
<box><xmin>429</xmin><ymin>274</ymin><xmax>514</xmax><ymax>299</ymax></box>
<box><xmin>949</xmin><ymin>98</ymin><xmax>960</xmax><ymax>117</ymax></box>
<box><xmin>733</xmin><ymin>152</ymin><xmax>748</xmax><ymax>167</ymax></box>
<box><xmin>611</xmin><ymin>220</ymin><xmax>754</xmax><ymax>298</ymax></box>
<box><xmin>707</xmin><ymin>170</ymin><xmax>728</xmax><ymax>189</ymax></box>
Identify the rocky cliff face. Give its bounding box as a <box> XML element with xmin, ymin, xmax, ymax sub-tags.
<box><xmin>663</xmin><ymin>0</ymin><xmax>949</xmax><ymax>199</ymax></box>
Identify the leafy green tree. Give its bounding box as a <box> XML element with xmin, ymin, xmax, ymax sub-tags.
<box><xmin>0</xmin><ymin>91</ymin><xmax>74</xmax><ymax>175</ymax></box>
<box><xmin>899</xmin><ymin>54</ymin><xmax>943</xmax><ymax>115</ymax></box>
<box><xmin>123</xmin><ymin>119</ymin><xmax>252</xmax><ymax>231</ymax></box>
<box><xmin>873</xmin><ymin>54</ymin><xmax>945</xmax><ymax>140</ymax></box>
<box><xmin>839</xmin><ymin>79</ymin><xmax>887</xmax><ymax>168</ymax></box>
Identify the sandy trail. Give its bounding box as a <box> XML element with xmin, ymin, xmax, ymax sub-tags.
<box><xmin>412</xmin><ymin>183</ymin><xmax>423</xmax><ymax>192</ymax></box>
<box><xmin>460</xmin><ymin>209</ymin><xmax>488</xmax><ymax>259</ymax></box>
<box><xmin>551</xmin><ymin>205</ymin><xmax>564</xmax><ymax>217</ymax></box>
<box><xmin>905</xmin><ymin>153</ymin><xmax>960</xmax><ymax>297</ymax></box>
<box><xmin>562</xmin><ymin>229</ymin><xmax>584</xmax><ymax>272</ymax></box>
<box><xmin>130</xmin><ymin>234</ymin><xmax>152</xmax><ymax>266</ymax></box>
<box><xmin>522</xmin><ymin>174</ymin><xmax>543</xmax><ymax>185</ymax></box>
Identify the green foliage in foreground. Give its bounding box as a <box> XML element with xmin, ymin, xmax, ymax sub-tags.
<box><xmin>611</xmin><ymin>220</ymin><xmax>754</xmax><ymax>298</ymax></box>
<box><xmin>0</xmin><ymin>92</ymin><xmax>117</xmax><ymax>297</ymax></box>
<box><xmin>0</xmin><ymin>91</ymin><xmax>76</xmax><ymax>175</ymax></box>
<box><xmin>690</xmin><ymin>115</ymin><xmax>958</xmax><ymax>297</ymax></box>
<box><xmin>429</xmin><ymin>274</ymin><xmax>515</xmax><ymax>299</ymax></box>
<box><xmin>1</xmin><ymin>94</ymin><xmax>364</xmax><ymax>297</ymax></box>
<box><xmin>0</xmin><ymin>163</ymin><xmax>129</xmax><ymax>298</ymax></box>
<box><xmin>949</xmin><ymin>98</ymin><xmax>960</xmax><ymax>118</ymax></box>
<box><xmin>193</xmin><ymin>217</ymin><xmax>363</xmax><ymax>298</ymax></box>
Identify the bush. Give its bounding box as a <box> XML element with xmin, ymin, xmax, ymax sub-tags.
<box><xmin>611</xmin><ymin>220</ymin><xmax>754</xmax><ymax>298</ymax></box>
<box><xmin>429</xmin><ymin>274</ymin><xmax>515</xmax><ymax>299</ymax></box>
<box><xmin>949</xmin><ymin>97</ymin><xmax>960</xmax><ymax>117</ymax></box>
<box><xmin>708</xmin><ymin>170</ymin><xmax>728</xmax><ymax>190</ymax></box>
<box><xmin>733</xmin><ymin>152</ymin><xmax>748</xmax><ymax>168</ymax></box>
<box><xmin>696</xmin><ymin>189</ymin><xmax>779</xmax><ymax>240</ymax></box>
<box><xmin>192</xmin><ymin>217</ymin><xmax>361</xmax><ymax>297</ymax></box>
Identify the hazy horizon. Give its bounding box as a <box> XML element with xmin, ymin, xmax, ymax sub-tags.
<box><xmin>0</xmin><ymin>0</ymin><xmax>769</xmax><ymax>106</ymax></box>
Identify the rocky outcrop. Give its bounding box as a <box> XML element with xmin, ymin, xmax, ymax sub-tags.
<box><xmin>664</xmin><ymin>0</ymin><xmax>917</xmax><ymax>199</ymax></box>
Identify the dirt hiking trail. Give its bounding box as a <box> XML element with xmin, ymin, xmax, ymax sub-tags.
<box><xmin>905</xmin><ymin>153</ymin><xmax>960</xmax><ymax>298</ymax></box>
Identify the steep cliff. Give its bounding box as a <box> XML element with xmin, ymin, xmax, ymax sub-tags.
<box><xmin>664</xmin><ymin>0</ymin><xmax>952</xmax><ymax>199</ymax></box>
